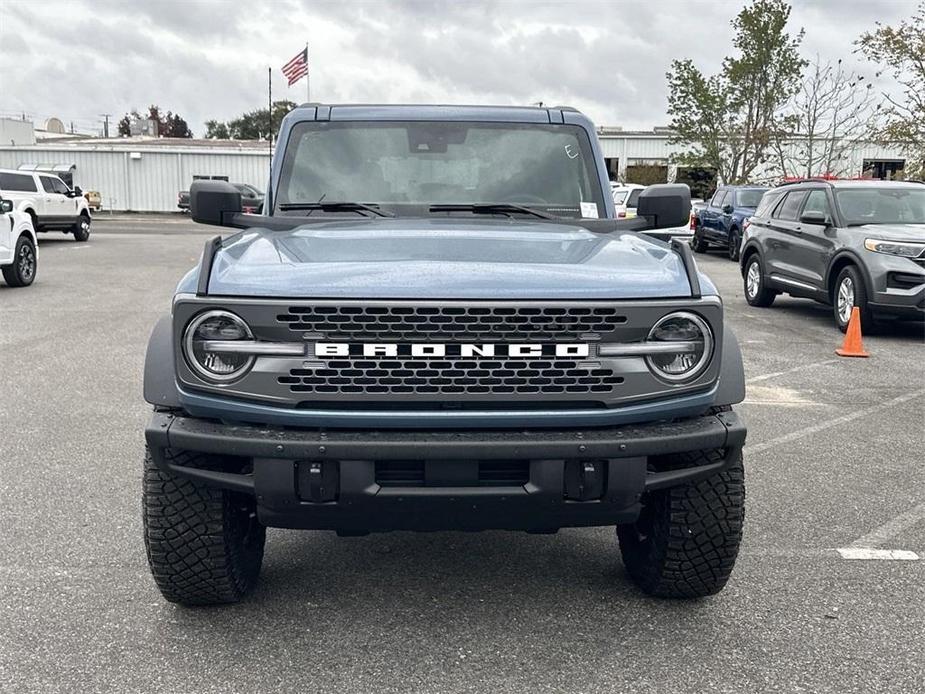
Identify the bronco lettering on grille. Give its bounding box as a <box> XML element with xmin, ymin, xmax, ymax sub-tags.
<box><xmin>314</xmin><ymin>343</ymin><xmax>591</xmax><ymax>358</ymax></box>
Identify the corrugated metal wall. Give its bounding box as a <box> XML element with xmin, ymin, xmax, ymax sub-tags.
<box><xmin>0</xmin><ymin>146</ymin><xmax>271</xmax><ymax>212</ymax></box>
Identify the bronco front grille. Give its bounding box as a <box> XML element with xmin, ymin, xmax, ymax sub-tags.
<box><xmin>278</xmin><ymin>358</ymin><xmax>624</xmax><ymax>395</ymax></box>
<box><xmin>276</xmin><ymin>305</ymin><xmax>628</xmax><ymax>340</ymax></box>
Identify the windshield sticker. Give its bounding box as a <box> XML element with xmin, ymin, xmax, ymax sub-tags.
<box><xmin>564</xmin><ymin>144</ymin><xmax>579</xmax><ymax>159</ymax></box>
<box><xmin>580</xmin><ymin>202</ymin><xmax>599</xmax><ymax>219</ymax></box>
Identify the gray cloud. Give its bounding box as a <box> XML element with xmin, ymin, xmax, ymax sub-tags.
<box><xmin>0</xmin><ymin>0</ymin><xmax>912</xmax><ymax>136</ymax></box>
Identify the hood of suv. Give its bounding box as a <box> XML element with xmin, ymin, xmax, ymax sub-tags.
<box><xmin>852</xmin><ymin>223</ymin><xmax>925</xmax><ymax>242</ymax></box>
<box><xmin>189</xmin><ymin>218</ymin><xmax>708</xmax><ymax>299</ymax></box>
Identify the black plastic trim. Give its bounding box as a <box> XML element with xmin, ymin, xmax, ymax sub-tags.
<box><xmin>196</xmin><ymin>235</ymin><xmax>223</xmax><ymax>296</ymax></box>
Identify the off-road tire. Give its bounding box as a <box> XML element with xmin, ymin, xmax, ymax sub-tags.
<box><xmin>833</xmin><ymin>264</ymin><xmax>875</xmax><ymax>334</ymax></box>
<box><xmin>143</xmin><ymin>448</ymin><xmax>265</xmax><ymax>606</ymax></box>
<box><xmin>690</xmin><ymin>224</ymin><xmax>708</xmax><ymax>253</ymax></box>
<box><xmin>2</xmin><ymin>235</ymin><xmax>37</xmax><ymax>287</ymax></box>
<box><xmin>743</xmin><ymin>253</ymin><xmax>775</xmax><ymax>307</ymax></box>
<box><xmin>727</xmin><ymin>228</ymin><xmax>741</xmax><ymax>261</ymax></box>
<box><xmin>73</xmin><ymin>213</ymin><xmax>91</xmax><ymax>242</ymax></box>
<box><xmin>617</xmin><ymin>448</ymin><xmax>745</xmax><ymax>599</ymax></box>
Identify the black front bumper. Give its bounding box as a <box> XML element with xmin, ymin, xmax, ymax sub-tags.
<box><xmin>145</xmin><ymin>410</ymin><xmax>746</xmax><ymax>533</ymax></box>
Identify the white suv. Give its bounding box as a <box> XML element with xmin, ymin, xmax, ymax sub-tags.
<box><xmin>0</xmin><ymin>169</ymin><xmax>92</xmax><ymax>242</ymax></box>
<box><xmin>0</xmin><ymin>196</ymin><xmax>38</xmax><ymax>287</ymax></box>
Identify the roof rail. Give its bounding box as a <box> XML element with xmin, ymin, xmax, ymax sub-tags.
<box><xmin>776</xmin><ymin>177</ymin><xmax>836</xmax><ymax>187</ymax></box>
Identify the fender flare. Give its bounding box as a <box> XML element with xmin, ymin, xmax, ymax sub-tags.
<box><xmin>825</xmin><ymin>250</ymin><xmax>875</xmax><ymax>302</ymax></box>
<box><xmin>143</xmin><ymin>315</ymin><xmax>180</xmax><ymax>408</ymax></box>
<box><xmin>715</xmin><ymin>326</ymin><xmax>746</xmax><ymax>406</ymax></box>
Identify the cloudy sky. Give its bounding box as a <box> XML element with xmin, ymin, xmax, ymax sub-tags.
<box><xmin>0</xmin><ymin>0</ymin><xmax>914</xmax><ymax>137</ymax></box>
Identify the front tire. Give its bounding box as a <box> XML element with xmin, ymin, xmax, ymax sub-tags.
<box><xmin>833</xmin><ymin>265</ymin><xmax>874</xmax><ymax>333</ymax></box>
<box><xmin>727</xmin><ymin>228</ymin><xmax>741</xmax><ymax>261</ymax></box>
<box><xmin>2</xmin><ymin>235</ymin><xmax>37</xmax><ymax>287</ymax></box>
<box><xmin>73</xmin><ymin>213</ymin><xmax>91</xmax><ymax>242</ymax></box>
<box><xmin>617</xmin><ymin>449</ymin><xmax>745</xmax><ymax>599</ymax></box>
<box><xmin>143</xmin><ymin>448</ymin><xmax>265</xmax><ymax>606</ymax></box>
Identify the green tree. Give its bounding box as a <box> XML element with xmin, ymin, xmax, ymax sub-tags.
<box><xmin>857</xmin><ymin>4</ymin><xmax>925</xmax><ymax>177</ymax></box>
<box><xmin>116</xmin><ymin>105</ymin><xmax>193</xmax><ymax>138</ymax></box>
<box><xmin>208</xmin><ymin>100</ymin><xmax>297</xmax><ymax>141</ymax></box>
<box><xmin>666</xmin><ymin>0</ymin><xmax>806</xmax><ymax>184</ymax></box>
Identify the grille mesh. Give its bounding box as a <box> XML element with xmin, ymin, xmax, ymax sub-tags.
<box><xmin>279</xmin><ymin>358</ymin><xmax>624</xmax><ymax>396</ymax></box>
<box><xmin>277</xmin><ymin>305</ymin><xmax>628</xmax><ymax>340</ymax></box>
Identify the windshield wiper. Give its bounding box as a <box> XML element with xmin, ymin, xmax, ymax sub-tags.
<box><xmin>277</xmin><ymin>202</ymin><xmax>394</xmax><ymax>217</ymax></box>
<box><xmin>429</xmin><ymin>203</ymin><xmax>555</xmax><ymax>220</ymax></box>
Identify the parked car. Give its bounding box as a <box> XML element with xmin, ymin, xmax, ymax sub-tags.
<box><xmin>692</xmin><ymin>185</ymin><xmax>768</xmax><ymax>261</ymax></box>
<box><xmin>645</xmin><ymin>197</ymin><xmax>703</xmax><ymax>244</ymax></box>
<box><xmin>611</xmin><ymin>183</ymin><xmax>646</xmax><ymax>218</ymax></box>
<box><xmin>0</xmin><ymin>196</ymin><xmax>38</xmax><ymax>287</ymax></box>
<box><xmin>142</xmin><ymin>104</ymin><xmax>747</xmax><ymax>606</ymax></box>
<box><xmin>740</xmin><ymin>179</ymin><xmax>925</xmax><ymax>331</ymax></box>
<box><xmin>0</xmin><ymin>168</ymin><xmax>92</xmax><ymax>242</ymax></box>
<box><xmin>179</xmin><ymin>183</ymin><xmax>263</xmax><ymax>213</ymax></box>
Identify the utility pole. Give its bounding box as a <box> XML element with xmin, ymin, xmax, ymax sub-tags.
<box><xmin>100</xmin><ymin>114</ymin><xmax>111</xmax><ymax>138</ymax></box>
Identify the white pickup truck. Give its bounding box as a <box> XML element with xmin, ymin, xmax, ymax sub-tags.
<box><xmin>0</xmin><ymin>168</ymin><xmax>91</xmax><ymax>242</ymax></box>
<box><xmin>0</xmin><ymin>196</ymin><xmax>38</xmax><ymax>287</ymax></box>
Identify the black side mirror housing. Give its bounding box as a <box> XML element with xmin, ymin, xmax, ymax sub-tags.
<box><xmin>636</xmin><ymin>184</ymin><xmax>691</xmax><ymax>229</ymax></box>
<box><xmin>800</xmin><ymin>210</ymin><xmax>828</xmax><ymax>225</ymax></box>
<box><xmin>191</xmin><ymin>180</ymin><xmax>242</xmax><ymax>226</ymax></box>
<box><xmin>0</xmin><ymin>198</ymin><xmax>12</xmax><ymax>213</ymax></box>
<box><xmin>722</xmin><ymin>204</ymin><xmax>734</xmax><ymax>214</ymax></box>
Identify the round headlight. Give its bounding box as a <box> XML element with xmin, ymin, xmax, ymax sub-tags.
<box><xmin>645</xmin><ymin>312</ymin><xmax>713</xmax><ymax>383</ymax></box>
<box><xmin>183</xmin><ymin>310</ymin><xmax>255</xmax><ymax>383</ymax></box>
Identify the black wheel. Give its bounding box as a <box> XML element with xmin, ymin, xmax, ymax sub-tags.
<box><xmin>727</xmin><ymin>228</ymin><xmax>741</xmax><ymax>261</ymax></box>
<box><xmin>73</xmin><ymin>214</ymin><xmax>91</xmax><ymax>242</ymax></box>
<box><xmin>2</xmin><ymin>235</ymin><xmax>37</xmax><ymax>287</ymax></box>
<box><xmin>743</xmin><ymin>253</ymin><xmax>775</xmax><ymax>307</ymax></box>
<box><xmin>617</xmin><ymin>449</ymin><xmax>745</xmax><ymax>599</ymax></box>
<box><xmin>833</xmin><ymin>265</ymin><xmax>874</xmax><ymax>333</ymax></box>
<box><xmin>690</xmin><ymin>223</ymin><xmax>708</xmax><ymax>253</ymax></box>
<box><xmin>143</xmin><ymin>448</ymin><xmax>265</xmax><ymax>606</ymax></box>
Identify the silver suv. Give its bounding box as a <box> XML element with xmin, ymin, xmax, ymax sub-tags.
<box><xmin>739</xmin><ymin>180</ymin><xmax>925</xmax><ymax>331</ymax></box>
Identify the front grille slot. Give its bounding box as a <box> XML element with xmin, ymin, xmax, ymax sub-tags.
<box><xmin>278</xmin><ymin>305</ymin><xmax>628</xmax><ymax>340</ymax></box>
<box><xmin>375</xmin><ymin>460</ymin><xmax>530</xmax><ymax>487</ymax></box>
<box><xmin>280</xmin><ymin>358</ymin><xmax>624</xmax><ymax>396</ymax></box>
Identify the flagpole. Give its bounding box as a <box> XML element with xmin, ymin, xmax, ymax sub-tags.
<box><xmin>268</xmin><ymin>66</ymin><xmax>273</xmax><ymax>191</ymax></box>
<box><xmin>305</xmin><ymin>43</ymin><xmax>310</xmax><ymax>103</ymax></box>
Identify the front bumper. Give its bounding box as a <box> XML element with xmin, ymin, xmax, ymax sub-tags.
<box><xmin>145</xmin><ymin>408</ymin><xmax>746</xmax><ymax>533</ymax></box>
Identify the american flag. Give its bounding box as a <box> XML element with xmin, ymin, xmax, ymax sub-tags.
<box><xmin>282</xmin><ymin>47</ymin><xmax>308</xmax><ymax>86</ymax></box>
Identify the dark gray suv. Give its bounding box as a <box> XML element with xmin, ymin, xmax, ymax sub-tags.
<box><xmin>739</xmin><ymin>180</ymin><xmax>925</xmax><ymax>331</ymax></box>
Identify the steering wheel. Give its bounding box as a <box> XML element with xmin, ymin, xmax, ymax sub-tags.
<box><xmin>498</xmin><ymin>194</ymin><xmax>548</xmax><ymax>205</ymax></box>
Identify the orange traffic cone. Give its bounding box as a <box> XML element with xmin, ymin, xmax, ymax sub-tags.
<box><xmin>836</xmin><ymin>307</ymin><xmax>869</xmax><ymax>358</ymax></box>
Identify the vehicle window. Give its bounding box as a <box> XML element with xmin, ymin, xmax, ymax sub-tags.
<box><xmin>612</xmin><ymin>190</ymin><xmax>628</xmax><ymax>205</ymax></box>
<box><xmin>774</xmin><ymin>191</ymin><xmax>808</xmax><ymax>220</ymax></box>
<box><xmin>710</xmin><ymin>190</ymin><xmax>725</xmax><ymax>207</ymax></box>
<box><xmin>802</xmin><ymin>190</ymin><xmax>831</xmax><ymax>221</ymax></box>
<box><xmin>626</xmin><ymin>189</ymin><xmax>642</xmax><ymax>208</ymax></box>
<box><xmin>234</xmin><ymin>184</ymin><xmax>253</xmax><ymax>197</ymax></box>
<box><xmin>0</xmin><ymin>172</ymin><xmax>38</xmax><ymax>192</ymax></box>
<box><xmin>40</xmin><ymin>177</ymin><xmax>57</xmax><ymax>193</ymax></box>
<box><xmin>50</xmin><ymin>178</ymin><xmax>69</xmax><ymax>195</ymax></box>
<box><xmin>755</xmin><ymin>192</ymin><xmax>782</xmax><ymax>218</ymax></box>
<box><xmin>736</xmin><ymin>189</ymin><xmax>765</xmax><ymax>208</ymax></box>
<box><xmin>835</xmin><ymin>187</ymin><xmax>925</xmax><ymax>225</ymax></box>
<box><xmin>718</xmin><ymin>191</ymin><xmax>731</xmax><ymax>209</ymax></box>
<box><xmin>277</xmin><ymin>121</ymin><xmax>606</xmax><ymax>218</ymax></box>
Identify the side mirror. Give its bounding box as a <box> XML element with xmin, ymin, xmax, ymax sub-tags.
<box><xmin>799</xmin><ymin>210</ymin><xmax>828</xmax><ymax>225</ymax></box>
<box><xmin>0</xmin><ymin>199</ymin><xmax>12</xmax><ymax>213</ymax></box>
<box><xmin>73</xmin><ymin>186</ymin><xmax>83</xmax><ymax>196</ymax></box>
<box><xmin>191</xmin><ymin>180</ymin><xmax>242</xmax><ymax>226</ymax></box>
<box><xmin>722</xmin><ymin>204</ymin><xmax>734</xmax><ymax>214</ymax></box>
<box><xmin>636</xmin><ymin>184</ymin><xmax>691</xmax><ymax>229</ymax></box>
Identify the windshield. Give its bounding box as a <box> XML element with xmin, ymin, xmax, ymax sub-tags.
<box><xmin>276</xmin><ymin>121</ymin><xmax>605</xmax><ymax>218</ymax></box>
<box><xmin>737</xmin><ymin>189</ymin><xmax>766</xmax><ymax>208</ymax></box>
<box><xmin>836</xmin><ymin>187</ymin><xmax>925</xmax><ymax>226</ymax></box>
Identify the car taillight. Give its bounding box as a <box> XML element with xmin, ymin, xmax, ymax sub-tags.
<box><xmin>689</xmin><ymin>212</ymin><xmax>696</xmax><ymax>230</ymax></box>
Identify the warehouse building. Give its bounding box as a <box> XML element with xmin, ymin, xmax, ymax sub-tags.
<box><xmin>0</xmin><ymin>117</ymin><xmax>910</xmax><ymax>212</ymax></box>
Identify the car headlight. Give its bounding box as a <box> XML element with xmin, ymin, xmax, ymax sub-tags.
<box><xmin>645</xmin><ymin>312</ymin><xmax>713</xmax><ymax>383</ymax></box>
<box><xmin>864</xmin><ymin>239</ymin><xmax>925</xmax><ymax>258</ymax></box>
<box><xmin>183</xmin><ymin>310</ymin><xmax>255</xmax><ymax>382</ymax></box>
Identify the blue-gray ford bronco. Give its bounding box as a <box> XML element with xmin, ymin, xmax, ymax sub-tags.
<box><xmin>143</xmin><ymin>104</ymin><xmax>747</xmax><ymax>605</ymax></box>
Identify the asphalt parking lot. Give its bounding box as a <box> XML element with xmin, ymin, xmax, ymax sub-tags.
<box><xmin>1</xmin><ymin>217</ymin><xmax>923</xmax><ymax>694</ymax></box>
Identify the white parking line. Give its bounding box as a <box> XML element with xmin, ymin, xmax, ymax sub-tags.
<box><xmin>746</xmin><ymin>358</ymin><xmax>840</xmax><ymax>384</ymax></box>
<box><xmin>847</xmin><ymin>502</ymin><xmax>925</xmax><ymax>550</ymax></box>
<box><xmin>836</xmin><ymin>548</ymin><xmax>920</xmax><ymax>561</ymax></box>
<box><xmin>746</xmin><ymin>387</ymin><xmax>925</xmax><ymax>456</ymax></box>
